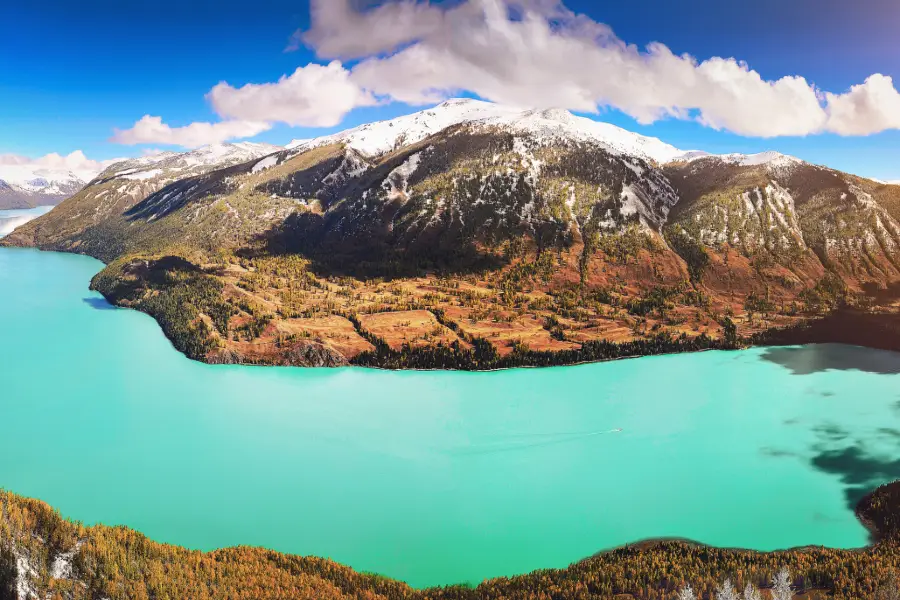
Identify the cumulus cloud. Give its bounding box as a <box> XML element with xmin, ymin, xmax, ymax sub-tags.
<box><xmin>208</xmin><ymin>61</ymin><xmax>375</xmax><ymax>127</ymax></box>
<box><xmin>298</xmin><ymin>0</ymin><xmax>900</xmax><ymax>138</ymax></box>
<box><xmin>825</xmin><ymin>74</ymin><xmax>900</xmax><ymax>136</ymax></box>
<box><xmin>111</xmin><ymin>115</ymin><xmax>272</xmax><ymax>148</ymax></box>
<box><xmin>299</xmin><ymin>0</ymin><xmax>446</xmax><ymax>59</ymax></box>
<box><xmin>0</xmin><ymin>150</ymin><xmax>119</xmax><ymax>181</ymax></box>
<box><xmin>112</xmin><ymin>0</ymin><xmax>900</xmax><ymax>145</ymax></box>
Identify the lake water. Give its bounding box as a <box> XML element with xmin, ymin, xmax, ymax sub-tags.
<box><xmin>2</xmin><ymin>247</ymin><xmax>900</xmax><ymax>588</ymax></box>
<box><xmin>0</xmin><ymin>206</ymin><xmax>53</xmax><ymax>237</ymax></box>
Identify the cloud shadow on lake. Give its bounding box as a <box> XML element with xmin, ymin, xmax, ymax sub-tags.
<box><xmin>760</xmin><ymin>344</ymin><xmax>900</xmax><ymax>375</ymax></box>
<box><xmin>811</xmin><ymin>444</ymin><xmax>900</xmax><ymax>510</ymax></box>
<box><xmin>83</xmin><ymin>297</ymin><xmax>117</xmax><ymax>310</ymax></box>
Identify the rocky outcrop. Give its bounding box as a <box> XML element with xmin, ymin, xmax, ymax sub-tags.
<box><xmin>280</xmin><ymin>341</ymin><xmax>349</xmax><ymax>367</ymax></box>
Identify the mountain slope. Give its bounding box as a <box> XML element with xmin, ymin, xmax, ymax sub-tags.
<box><xmin>664</xmin><ymin>154</ymin><xmax>900</xmax><ymax>294</ymax></box>
<box><xmin>5</xmin><ymin>101</ymin><xmax>900</xmax><ymax>368</ymax></box>
<box><xmin>4</xmin><ymin>142</ymin><xmax>280</xmax><ymax>255</ymax></box>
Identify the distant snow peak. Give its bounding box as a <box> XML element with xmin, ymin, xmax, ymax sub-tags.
<box><xmin>0</xmin><ymin>164</ymin><xmax>84</xmax><ymax>191</ymax></box>
<box><xmin>683</xmin><ymin>150</ymin><xmax>804</xmax><ymax>174</ymax></box>
<box><xmin>718</xmin><ymin>151</ymin><xmax>802</xmax><ymax>168</ymax></box>
<box><xmin>732</xmin><ymin>152</ymin><xmax>804</xmax><ymax>177</ymax></box>
<box><xmin>184</xmin><ymin>142</ymin><xmax>280</xmax><ymax>166</ymax></box>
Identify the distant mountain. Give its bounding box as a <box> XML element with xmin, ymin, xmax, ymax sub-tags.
<box><xmin>2</xmin><ymin>142</ymin><xmax>280</xmax><ymax>247</ymax></box>
<box><xmin>6</xmin><ymin>100</ymin><xmax>900</xmax><ymax>368</ymax></box>
<box><xmin>0</xmin><ymin>162</ymin><xmax>89</xmax><ymax>209</ymax></box>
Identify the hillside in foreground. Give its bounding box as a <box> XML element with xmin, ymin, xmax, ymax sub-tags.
<box><xmin>5</xmin><ymin>100</ymin><xmax>900</xmax><ymax>368</ymax></box>
<box><xmin>4</xmin><ymin>482</ymin><xmax>900</xmax><ymax>599</ymax></box>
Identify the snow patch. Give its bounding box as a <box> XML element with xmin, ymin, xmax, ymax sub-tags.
<box><xmin>252</xmin><ymin>155</ymin><xmax>278</xmax><ymax>173</ymax></box>
<box><xmin>481</xmin><ymin>107</ymin><xmax>689</xmax><ymax>163</ymax></box>
<box><xmin>121</xmin><ymin>168</ymin><xmax>162</xmax><ymax>181</ymax></box>
<box><xmin>50</xmin><ymin>542</ymin><xmax>83</xmax><ymax>580</ymax></box>
<box><xmin>15</xmin><ymin>551</ymin><xmax>39</xmax><ymax>599</ymax></box>
<box><xmin>382</xmin><ymin>152</ymin><xmax>423</xmax><ymax>201</ymax></box>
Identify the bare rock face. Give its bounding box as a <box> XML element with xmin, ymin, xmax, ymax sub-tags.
<box><xmin>206</xmin><ymin>349</ymin><xmax>246</xmax><ymax>365</ymax></box>
<box><xmin>280</xmin><ymin>341</ymin><xmax>349</xmax><ymax>368</ymax></box>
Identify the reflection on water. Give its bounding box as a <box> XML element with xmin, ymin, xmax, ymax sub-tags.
<box><xmin>82</xmin><ymin>297</ymin><xmax>118</xmax><ymax>310</ymax></box>
<box><xmin>761</xmin><ymin>344</ymin><xmax>900</xmax><ymax>375</ymax></box>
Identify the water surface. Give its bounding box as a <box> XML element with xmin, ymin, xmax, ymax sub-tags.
<box><xmin>0</xmin><ymin>206</ymin><xmax>53</xmax><ymax>237</ymax></box>
<box><xmin>2</xmin><ymin>247</ymin><xmax>900</xmax><ymax>587</ymax></box>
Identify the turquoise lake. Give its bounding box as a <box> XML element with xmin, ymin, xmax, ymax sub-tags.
<box><xmin>2</xmin><ymin>246</ymin><xmax>900</xmax><ymax>588</ymax></box>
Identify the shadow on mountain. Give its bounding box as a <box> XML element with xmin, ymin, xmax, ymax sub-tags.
<box><xmin>861</xmin><ymin>281</ymin><xmax>900</xmax><ymax>304</ymax></box>
<box><xmin>83</xmin><ymin>297</ymin><xmax>117</xmax><ymax>310</ymax></box>
<box><xmin>125</xmin><ymin>162</ymin><xmax>248</xmax><ymax>221</ymax></box>
<box><xmin>760</xmin><ymin>344</ymin><xmax>900</xmax><ymax>375</ymax></box>
<box><xmin>254</xmin><ymin>211</ymin><xmax>509</xmax><ymax>279</ymax></box>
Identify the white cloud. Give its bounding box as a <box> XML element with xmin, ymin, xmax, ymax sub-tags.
<box><xmin>824</xmin><ymin>74</ymin><xmax>900</xmax><ymax>136</ymax></box>
<box><xmin>299</xmin><ymin>0</ymin><xmax>900</xmax><ymax>138</ymax></box>
<box><xmin>208</xmin><ymin>61</ymin><xmax>375</xmax><ymax>127</ymax></box>
<box><xmin>111</xmin><ymin>0</ymin><xmax>900</xmax><ymax>145</ymax></box>
<box><xmin>111</xmin><ymin>115</ymin><xmax>272</xmax><ymax>148</ymax></box>
<box><xmin>0</xmin><ymin>150</ymin><xmax>120</xmax><ymax>182</ymax></box>
<box><xmin>299</xmin><ymin>0</ymin><xmax>446</xmax><ymax>59</ymax></box>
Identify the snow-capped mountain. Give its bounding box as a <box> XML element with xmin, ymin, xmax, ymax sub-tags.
<box><xmin>0</xmin><ymin>142</ymin><xmax>285</xmax><ymax>242</ymax></box>
<box><xmin>287</xmin><ymin>98</ymin><xmax>694</xmax><ymax>164</ymax></box>
<box><xmin>10</xmin><ymin>96</ymin><xmax>900</xmax><ymax>370</ymax></box>
<box><xmin>100</xmin><ymin>142</ymin><xmax>281</xmax><ymax>181</ymax></box>
<box><xmin>283</xmin><ymin>98</ymin><xmax>838</xmax><ymax>173</ymax></box>
<box><xmin>0</xmin><ymin>164</ymin><xmax>90</xmax><ymax>209</ymax></box>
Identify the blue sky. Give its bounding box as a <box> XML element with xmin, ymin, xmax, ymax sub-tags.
<box><xmin>2</xmin><ymin>0</ymin><xmax>900</xmax><ymax>179</ymax></box>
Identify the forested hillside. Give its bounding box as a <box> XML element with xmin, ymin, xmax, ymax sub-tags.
<box><xmin>5</xmin><ymin>100</ymin><xmax>900</xmax><ymax>368</ymax></box>
<box><xmin>4</xmin><ymin>482</ymin><xmax>900</xmax><ymax>599</ymax></box>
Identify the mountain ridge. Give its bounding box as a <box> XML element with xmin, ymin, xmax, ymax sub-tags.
<box><xmin>5</xmin><ymin>99</ymin><xmax>900</xmax><ymax>368</ymax></box>
<box><xmin>287</xmin><ymin>98</ymin><xmax>696</xmax><ymax>163</ymax></box>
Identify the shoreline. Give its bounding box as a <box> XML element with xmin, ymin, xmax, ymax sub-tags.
<box><xmin>2</xmin><ymin>481</ymin><xmax>899</xmax><ymax>597</ymax></box>
<box><xmin>5</xmin><ymin>245</ymin><xmax>900</xmax><ymax>372</ymax></box>
<box><xmin>91</xmin><ymin>285</ymin><xmax>900</xmax><ymax>372</ymax></box>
